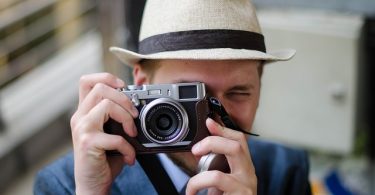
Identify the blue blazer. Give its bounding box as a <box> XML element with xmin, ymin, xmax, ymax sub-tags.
<box><xmin>34</xmin><ymin>139</ymin><xmax>311</xmax><ymax>194</ymax></box>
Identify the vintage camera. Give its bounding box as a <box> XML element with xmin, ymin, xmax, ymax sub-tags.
<box><xmin>104</xmin><ymin>82</ymin><xmax>211</xmax><ymax>154</ymax></box>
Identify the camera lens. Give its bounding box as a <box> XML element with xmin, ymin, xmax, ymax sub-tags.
<box><xmin>140</xmin><ymin>98</ymin><xmax>189</xmax><ymax>144</ymax></box>
<box><xmin>156</xmin><ymin>114</ymin><xmax>173</xmax><ymax>131</ymax></box>
<box><xmin>148</xmin><ymin>106</ymin><xmax>179</xmax><ymax>137</ymax></box>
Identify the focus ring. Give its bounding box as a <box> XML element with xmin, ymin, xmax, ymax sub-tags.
<box><xmin>140</xmin><ymin>98</ymin><xmax>189</xmax><ymax>144</ymax></box>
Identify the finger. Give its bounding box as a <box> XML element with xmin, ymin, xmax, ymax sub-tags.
<box><xmin>76</xmin><ymin>98</ymin><xmax>137</xmax><ymax>137</ymax></box>
<box><xmin>192</xmin><ymin>136</ymin><xmax>240</xmax><ymax>156</ymax></box>
<box><xmin>192</xmin><ymin>136</ymin><xmax>246</xmax><ymax>170</ymax></box>
<box><xmin>206</xmin><ymin>118</ymin><xmax>247</xmax><ymax>140</ymax></box>
<box><xmin>79</xmin><ymin>73</ymin><xmax>125</xmax><ymax>104</ymax></box>
<box><xmin>77</xmin><ymin>83</ymin><xmax>138</xmax><ymax>118</ymax></box>
<box><xmin>94</xmin><ymin>133</ymin><xmax>136</xmax><ymax>165</ymax></box>
<box><xmin>92</xmin><ymin>98</ymin><xmax>138</xmax><ymax>137</ymax></box>
<box><xmin>80</xmin><ymin>132</ymin><xmax>136</xmax><ymax>165</ymax></box>
<box><xmin>186</xmin><ymin>170</ymin><xmax>239</xmax><ymax>195</ymax></box>
<box><xmin>195</xmin><ymin>119</ymin><xmax>255</xmax><ymax>173</ymax></box>
<box><xmin>206</xmin><ymin>118</ymin><xmax>250</xmax><ymax>154</ymax></box>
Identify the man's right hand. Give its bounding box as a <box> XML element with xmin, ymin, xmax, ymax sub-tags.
<box><xmin>70</xmin><ymin>73</ymin><xmax>139</xmax><ymax>194</ymax></box>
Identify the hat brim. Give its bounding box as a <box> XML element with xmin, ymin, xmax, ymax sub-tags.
<box><xmin>110</xmin><ymin>47</ymin><xmax>296</xmax><ymax>67</ymax></box>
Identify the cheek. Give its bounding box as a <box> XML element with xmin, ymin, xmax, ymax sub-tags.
<box><xmin>223</xmin><ymin>100</ymin><xmax>258</xmax><ymax>131</ymax></box>
<box><xmin>237</xmin><ymin>104</ymin><xmax>257</xmax><ymax>130</ymax></box>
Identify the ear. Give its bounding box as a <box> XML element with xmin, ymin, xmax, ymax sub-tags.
<box><xmin>133</xmin><ymin>63</ymin><xmax>149</xmax><ymax>85</ymax></box>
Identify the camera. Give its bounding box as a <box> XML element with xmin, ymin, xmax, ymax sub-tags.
<box><xmin>104</xmin><ymin>82</ymin><xmax>210</xmax><ymax>154</ymax></box>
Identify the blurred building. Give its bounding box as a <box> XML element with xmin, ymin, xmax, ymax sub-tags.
<box><xmin>0</xmin><ymin>0</ymin><xmax>101</xmax><ymax>192</ymax></box>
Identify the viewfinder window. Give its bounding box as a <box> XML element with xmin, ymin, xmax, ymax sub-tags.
<box><xmin>179</xmin><ymin>85</ymin><xmax>197</xmax><ymax>99</ymax></box>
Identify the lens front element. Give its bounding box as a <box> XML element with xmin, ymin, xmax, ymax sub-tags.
<box><xmin>156</xmin><ymin>114</ymin><xmax>173</xmax><ymax>131</ymax></box>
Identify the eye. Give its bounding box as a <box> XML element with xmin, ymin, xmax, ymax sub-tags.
<box><xmin>226</xmin><ymin>92</ymin><xmax>251</xmax><ymax>100</ymax></box>
<box><xmin>228</xmin><ymin>91</ymin><xmax>251</xmax><ymax>96</ymax></box>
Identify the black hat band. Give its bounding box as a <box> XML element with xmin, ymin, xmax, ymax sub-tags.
<box><xmin>138</xmin><ymin>29</ymin><xmax>266</xmax><ymax>55</ymax></box>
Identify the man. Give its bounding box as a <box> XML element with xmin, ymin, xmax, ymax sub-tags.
<box><xmin>34</xmin><ymin>0</ymin><xmax>311</xmax><ymax>194</ymax></box>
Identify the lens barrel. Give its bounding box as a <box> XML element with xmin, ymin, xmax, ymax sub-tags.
<box><xmin>140</xmin><ymin>98</ymin><xmax>189</xmax><ymax>144</ymax></box>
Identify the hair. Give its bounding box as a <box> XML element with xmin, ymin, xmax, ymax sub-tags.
<box><xmin>138</xmin><ymin>59</ymin><xmax>161</xmax><ymax>82</ymax></box>
<box><xmin>258</xmin><ymin>61</ymin><xmax>264</xmax><ymax>78</ymax></box>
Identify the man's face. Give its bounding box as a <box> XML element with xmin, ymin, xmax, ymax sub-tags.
<box><xmin>134</xmin><ymin>59</ymin><xmax>261</xmax><ymax>174</ymax></box>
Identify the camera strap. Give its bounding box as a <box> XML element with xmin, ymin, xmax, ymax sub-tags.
<box><xmin>208</xmin><ymin>97</ymin><xmax>259</xmax><ymax>136</ymax></box>
<box><xmin>137</xmin><ymin>154</ymin><xmax>179</xmax><ymax>195</ymax></box>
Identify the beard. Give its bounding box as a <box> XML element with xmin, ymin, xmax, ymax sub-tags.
<box><xmin>167</xmin><ymin>152</ymin><xmax>199</xmax><ymax>177</ymax></box>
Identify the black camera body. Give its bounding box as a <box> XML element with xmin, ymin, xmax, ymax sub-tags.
<box><xmin>104</xmin><ymin>82</ymin><xmax>210</xmax><ymax>154</ymax></box>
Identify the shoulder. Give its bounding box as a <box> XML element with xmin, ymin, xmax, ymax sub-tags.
<box><xmin>248</xmin><ymin>139</ymin><xmax>311</xmax><ymax>195</ymax></box>
<box><xmin>34</xmin><ymin>152</ymin><xmax>157</xmax><ymax>195</ymax></box>
<box><xmin>249</xmin><ymin>138</ymin><xmax>309</xmax><ymax>168</ymax></box>
<box><xmin>34</xmin><ymin>152</ymin><xmax>75</xmax><ymax>195</ymax></box>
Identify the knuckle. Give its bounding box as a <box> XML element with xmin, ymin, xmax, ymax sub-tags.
<box><xmin>70</xmin><ymin>113</ymin><xmax>77</xmax><ymax>128</ymax></box>
<box><xmin>102</xmin><ymin>72</ymin><xmax>115</xmax><ymax>81</ymax></box>
<box><xmin>113</xmin><ymin>136</ymin><xmax>126</xmax><ymax>146</ymax></box>
<box><xmin>93</xmin><ymin>83</ymin><xmax>107</xmax><ymax>92</ymax></box>
<box><xmin>211</xmin><ymin>170</ymin><xmax>225</xmax><ymax>181</ymax></box>
<box><xmin>78</xmin><ymin>133</ymin><xmax>93</xmax><ymax>150</ymax></box>
<box><xmin>101</xmin><ymin>98</ymin><xmax>113</xmax><ymax>107</ymax></box>
<box><xmin>100</xmin><ymin>99</ymin><xmax>115</xmax><ymax>115</ymax></box>
<box><xmin>79</xmin><ymin>74</ymin><xmax>89</xmax><ymax>85</ymax></box>
<box><xmin>74</xmin><ymin>117</ymin><xmax>95</xmax><ymax>133</ymax></box>
<box><xmin>232</xmin><ymin>142</ymin><xmax>242</xmax><ymax>153</ymax></box>
<box><xmin>90</xmin><ymin>84</ymin><xmax>107</xmax><ymax>102</ymax></box>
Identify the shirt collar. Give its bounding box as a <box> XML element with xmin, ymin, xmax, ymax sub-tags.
<box><xmin>158</xmin><ymin>153</ymin><xmax>190</xmax><ymax>192</ymax></box>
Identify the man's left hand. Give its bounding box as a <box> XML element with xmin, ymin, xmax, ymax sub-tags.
<box><xmin>186</xmin><ymin>118</ymin><xmax>257</xmax><ymax>195</ymax></box>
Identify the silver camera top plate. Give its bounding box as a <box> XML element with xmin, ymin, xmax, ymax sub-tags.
<box><xmin>122</xmin><ymin>82</ymin><xmax>206</xmax><ymax>102</ymax></box>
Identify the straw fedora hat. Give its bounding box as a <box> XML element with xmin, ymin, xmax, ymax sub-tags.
<box><xmin>110</xmin><ymin>0</ymin><xmax>296</xmax><ymax>66</ymax></box>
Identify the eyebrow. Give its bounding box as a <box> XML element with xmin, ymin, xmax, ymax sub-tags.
<box><xmin>172</xmin><ymin>79</ymin><xmax>255</xmax><ymax>91</ymax></box>
<box><xmin>170</xmin><ymin>79</ymin><xmax>195</xmax><ymax>84</ymax></box>
<box><xmin>227</xmin><ymin>84</ymin><xmax>255</xmax><ymax>92</ymax></box>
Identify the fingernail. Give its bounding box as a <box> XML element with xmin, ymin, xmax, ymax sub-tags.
<box><xmin>207</xmin><ymin>117</ymin><xmax>215</xmax><ymax>125</ymax></box>
<box><xmin>192</xmin><ymin>142</ymin><xmax>200</xmax><ymax>153</ymax></box>
<box><xmin>208</xmin><ymin>118</ymin><xmax>222</xmax><ymax>129</ymax></box>
<box><xmin>124</xmin><ymin>156</ymin><xmax>131</xmax><ymax>164</ymax></box>
<box><xmin>131</xmin><ymin>106</ymin><xmax>139</xmax><ymax>117</ymax></box>
<box><xmin>132</xmin><ymin>125</ymin><xmax>138</xmax><ymax>137</ymax></box>
<box><xmin>129</xmin><ymin>157</ymin><xmax>135</xmax><ymax>165</ymax></box>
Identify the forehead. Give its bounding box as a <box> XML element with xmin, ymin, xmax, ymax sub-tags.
<box><xmin>151</xmin><ymin>59</ymin><xmax>260</xmax><ymax>85</ymax></box>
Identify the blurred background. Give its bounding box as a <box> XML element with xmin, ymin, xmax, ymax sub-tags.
<box><xmin>0</xmin><ymin>0</ymin><xmax>374</xmax><ymax>194</ymax></box>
